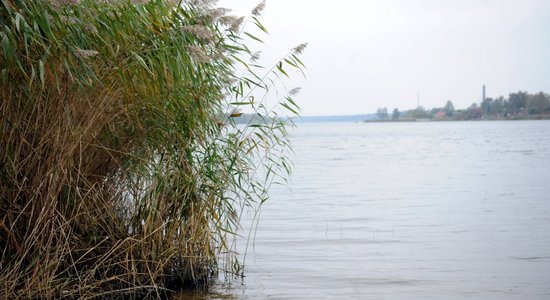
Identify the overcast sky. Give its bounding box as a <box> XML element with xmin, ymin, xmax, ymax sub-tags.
<box><xmin>217</xmin><ymin>0</ymin><xmax>550</xmax><ymax>116</ymax></box>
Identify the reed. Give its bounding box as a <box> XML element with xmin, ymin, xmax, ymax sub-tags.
<box><xmin>0</xmin><ymin>0</ymin><xmax>305</xmax><ymax>298</ymax></box>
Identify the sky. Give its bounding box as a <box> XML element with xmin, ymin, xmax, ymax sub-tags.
<box><xmin>217</xmin><ymin>0</ymin><xmax>550</xmax><ymax>116</ymax></box>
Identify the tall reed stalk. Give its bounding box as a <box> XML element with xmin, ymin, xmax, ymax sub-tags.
<box><xmin>0</xmin><ymin>0</ymin><xmax>305</xmax><ymax>298</ymax></box>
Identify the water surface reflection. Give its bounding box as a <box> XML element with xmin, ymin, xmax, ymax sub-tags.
<box><xmin>176</xmin><ymin>121</ymin><xmax>550</xmax><ymax>299</ymax></box>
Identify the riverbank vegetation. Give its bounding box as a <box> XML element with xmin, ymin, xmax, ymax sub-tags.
<box><xmin>374</xmin><ymin>91</ymin><xmax>550</xmax><ymax>122</ymax></box>
<box><xmin>0</xmin><ymin>0</ymin><xmax>304</xmax><ymax>298</ymax></box>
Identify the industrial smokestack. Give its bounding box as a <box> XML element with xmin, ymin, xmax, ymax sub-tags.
<box><xmin>482</xmin><ymin>85</ymin><xmax>486</xmax><ymax>102</ymax></box>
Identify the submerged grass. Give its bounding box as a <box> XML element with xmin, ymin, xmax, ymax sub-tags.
<box><xmin>0</xmin><ymin>0</ymin><xmax>305</xmax><ymax>298</ymax></box>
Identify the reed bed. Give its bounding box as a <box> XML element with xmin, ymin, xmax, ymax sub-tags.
<box><xmin>0</xmin><ymin>0</ymin><xmax>305</xmax><ymax>298</ymax></box>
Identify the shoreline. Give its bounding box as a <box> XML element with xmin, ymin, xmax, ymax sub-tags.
<box><xmin>364</xmin><ymin>114</ymin><xmax>550</xmax><ymax>123</ymax></box>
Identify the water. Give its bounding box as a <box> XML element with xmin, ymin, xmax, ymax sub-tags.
<box><xmin>178</xmin><ymin>120</ymin><xmax>550</xmax><ymax>299</ymax></box>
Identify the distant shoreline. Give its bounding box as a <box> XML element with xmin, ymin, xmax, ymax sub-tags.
<box><xmin>291</xmin><ymin>113</ymin><xmax>550</xmax><ymax>124</ymax></box>
<box><xmin>364</xmin><ymin>114</ymin><xmax>550</xmax><ymax>123</ymax></box>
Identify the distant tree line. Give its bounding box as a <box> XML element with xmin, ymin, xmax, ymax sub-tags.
<box><xmin>374</xmin><ymin>91</ymin><xmax>550</xmax><ymax>121</ymax></box>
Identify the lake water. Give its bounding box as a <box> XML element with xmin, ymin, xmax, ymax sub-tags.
<box><xmin>178</xmin><ymin>120</ymin><xmax>550</xmax><ymax>299</ymax></box>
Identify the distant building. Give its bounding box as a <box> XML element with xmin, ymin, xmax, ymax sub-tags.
<box><xmin>435</xmin><ymin>111</ymin><xmax>446</xmax><ymax>118</ymax></box>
